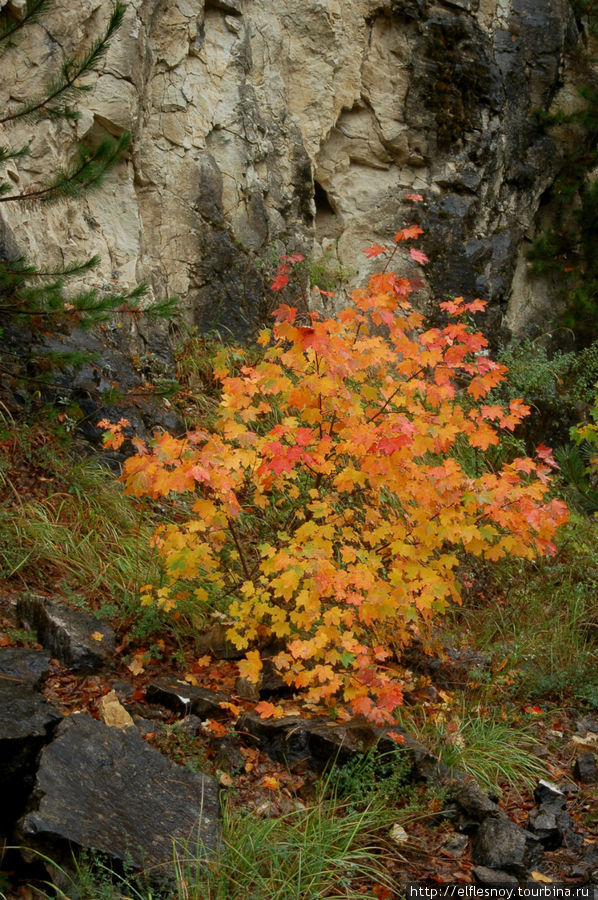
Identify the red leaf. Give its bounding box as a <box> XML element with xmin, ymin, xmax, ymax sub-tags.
<box><xmin>536</xmin><ymin>443</ymin><xmax>558</xmax><ymax>468</ymax></box>
<box><xmin>364</xmin><ymin>244</ymin><xmax>387</xmax><ymax>258</ymax></box>
<box><xmin>405</xmin><ymin>192</ymin><xmax>424</xmax><ymax>202</ymax></box>
<box><xmin>410</xmin><ymin>247</ymin><xmax>429</xmax><ymax>265</ymax></box>
<box><xmin>467</xmin><ymin>298</ymin><xmax>487</xmax><ymax>313</ymax></box>
<box><xmin>273</xmin><ymin>305</ymin><xmax>297</xmax><ymax>323</ymax></box>
<box><xmin>395</xmin><ymin>224</ymin><xmax>424</xmax><ymax>242</ymax></box>
<box><xmin>271</xmin><ymin>274</ymin><xmax>289</xmax><ymax>291</ymax></box>
<box><xmin>314</xmin><ymin>286</ymin><xmax>334</xmax><ymax>296</ymax></box>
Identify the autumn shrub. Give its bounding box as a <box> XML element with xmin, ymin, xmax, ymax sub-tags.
<box><xmin>105</xmin><ymin>230</ymin><xmax>568</xmax><ymax>724</ymax></box>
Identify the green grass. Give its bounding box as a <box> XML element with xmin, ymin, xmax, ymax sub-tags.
<box><xmin>0</xmin><ymin>420</ymin><xmax>162</xmax><ymax>630</ymax></box>
<box><xmin>452</xmin><ymin>510</ymin><xmax>598</xmax><ymax>710</ymax></box>
<box><xmin>397</xmin><ymin>698</ymin><xmax>545</xmax><ymax>795</ymax></box>
<box><xmin>25</xmin><ymin>796</ymin><xmax>398</xmax><ymax>900</ymax></box>
<box><xmin>175</xmin><ymin>797</ymin><xmax>396</xmax><ymax>900</ymax></box>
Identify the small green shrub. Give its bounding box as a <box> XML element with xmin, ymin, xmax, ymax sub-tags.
<box><xmin>326</xmin><ymin>746</ymin><xmax>411</xmax><ymax>810</ymax></box>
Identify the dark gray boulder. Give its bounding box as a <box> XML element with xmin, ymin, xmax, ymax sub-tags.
<box><xmin>574</xmin><ymin>752</ymin><xmax>597</xmax><ymax>784</ymax></box>
<box><xmin>18</xmin><ymin>714</ymin><xmax>220</xmax><ymax>883</ymax></box>
<box><xmin>472</xmin><ymin>866</ymin><xmax>519</xmax><ymax>886</ymax></box>
<box><xmin>470</xmin><ymin>816</ymin><xmax>543</xmax><ymax>876</ymax></box>
<box><xmin>0</xmin><ymin>647</ymin><xmax>51</xmax><ymax>688</ymax></box>
<box><xmin>237</xmin><ymin>713</ymin><xmax>383</xmax><ymax>768</ymax></box>
<box><xmin>528</xmin><ymin>778</ymin><xmax>583</xmax><ymax>852</ymax></box>
<box><xmin>0</xmin><ymin>649</ymin><xmax>61</xmax><ymax>828</ymax></box>
<box><xmin>17</xmin><ymin>595</ymin><xmax>115</xmax><ymax>672</ymax></box>
<box><xmin>527</xmin><ymin>808</ymin><xmax>562</xmax><ymax>850</ymax></box>
<box><xmin>146</xmin><ymin>678</ymin><xmax>229</xmax><ymax>717</ymax></box>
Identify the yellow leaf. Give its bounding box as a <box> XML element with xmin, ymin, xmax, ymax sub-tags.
<box><xmin>90</xmin><ymin>631</ymin><xmax>104</xmax><ymax>643</ymax></box>
<box><xmin>530</xmin><ymin>872</ymin><xmax>553</xmax><ymax>884</ymax></box>
<box><xmin>237</xmin><ymin>650</ymin><xmax>262</xmax><ymax>683</ymax></box>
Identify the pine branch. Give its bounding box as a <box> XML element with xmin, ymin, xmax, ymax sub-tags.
<box><xmin>0</xmin><ymin>0</ymin><xmax>52</xmax><ymax>51</ymax></box>
<box><xmin>0</xmin><ymin>1</ymin><xmax>126</xmax><ymax>125</ymax></box>
<box><xmin>0</xmin><ymin>144</ymin><xmax>30</xmax><ymax>164</ymax></box>
<box><xmin>0</xmin><ymin>255</ymin><xmax>100</xmax><ymax>285</ymax></box>
<box><xmin>0</xmin><ymin>133</ymin><xmax>131</xmax><ymax>204</ymax></box>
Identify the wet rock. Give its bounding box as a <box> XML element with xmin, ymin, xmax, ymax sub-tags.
<box><xmin>527</xmin><ymin>808</ymin><xmax>562</xmax><ymax>851</ymax></box>
<box><xmin>534</xmin><ymin>779</ymin><xmax>565</xmax><ymax>808</ymax></box>
<box><xmin>574</xmin><ymin>752</ymin><xmax>597</xmax><ymax>784</ymax></box>
<box><xmin>132</xmin><ymin>715</ymin><xmax>159</xmax><ymax>736</ymax></box>
<box><xmin>237</xmin><ymin>713</ymin><xmax>382</xmax><ymax>768</ymax></box>
<box><xmin>445</xmin><ymin>778</ymin><xmax>502</xmax><ymax>823</ymax></box>
<box><xmin>472</xmin><ymin>866</ymin><xmax>519</xmax><ymax>886</ymax></box>
<box><xmin>470</xmin><ymin>816</ymin><xmax>543</xmax><ymax>876</ymax></box>
<box><xmin>0</xmin><ymin>647</ymin><xmax>51</xmax><ymax>688</ymax></box>
<box><xmin>17</xmin><ymin>596</ymin><xmax>115</xmax><ymax>672</ymax></box>
<box><xmin>0</xmin><ymin>651</ymin><xmax>62</xmax><ymax>828</ymax></box>
<box><xmin>576</xmin><ymin>716</ymin><xmax>598</xmax><ymax>735</ymax></box>
<box><xmin>146</xmin><ymin>678</ymin><xmax>229</xmax><ymax>717</ymax></box>
<box><xmin>400</xmin><ymin>643</ymin><xmax>490</xmax><ymax>689</ymax></box>
<box><xmin>18</xmin><ymin>714</ymin><xmax>220</xmax><ymax>882</ymax></box>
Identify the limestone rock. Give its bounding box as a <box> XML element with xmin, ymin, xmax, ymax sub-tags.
<box><xmin>0</xmin><ymin>0</ymin><xmax>585</xmax><ymax>350</ymax></box>
<box><xmin>97</xmin><ymin>690</ymin><xmax>135</xmax><ymax>729</ymax></box>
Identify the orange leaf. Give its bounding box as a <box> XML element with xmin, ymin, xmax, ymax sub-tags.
<box><xmin>262</xmin><ymin>775</ymin><xmax>281</xmax><ymax>790</ymax></box>
<box><xmin>205</xmin><ymin>719</ymin><xmax>228</xmax><ymax>737</ymax></box>
<box><xmin>255</xmin><ymin>701</ymin><xmax>284</xmax><ymax>719</ymax></box>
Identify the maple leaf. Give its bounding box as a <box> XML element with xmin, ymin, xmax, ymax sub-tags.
<box><xmin>466</xmin><ymin>298</ymin><xmax>487</xmax><ymax>313</ymax></box>
<box><xmin>273</xmin><ymin>304</ymin><xmax>297</xmax><ymax>323</ymax></box>
<box><xmin>238</xmin><ymin>650</ymin><xmax>262</xmax><ymax>683</ymax></box>
<box><xmin>364</xmin><ymin>244</ymin><xmax>387</xmax><ymax>258</ymax></box>
<box><xmin>395</xmin><ymin>225</ymin><xmax>424</xmax><ymax>242</ymax></box>
<box><xmin>205</xmin><ymin>719</ymin><xmax>228</xmax><ymax>737</ymax></box>
<box><xmin>409</xmin><ymin>247</ymin><xmax>429</xmax><ymax>265</ymax></box>
<box><xmin>271</xmin><ymin>273</ymin><xmax>289</xmax><ymax>291</ymax></box>
<box><xmin>255</xmin><ymin>700</ymin><xmax>284</xmax><ymax>719</ymax></box>
<box><xmin>536</xmin><ymin>443</ymin><xmax>558</xmax><ymax>468</ymax></box>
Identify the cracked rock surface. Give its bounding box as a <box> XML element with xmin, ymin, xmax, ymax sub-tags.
<box><xmin>0</xmin><ymin>0</ymin><xmax>585</xmax><ymax>346</ymax></box>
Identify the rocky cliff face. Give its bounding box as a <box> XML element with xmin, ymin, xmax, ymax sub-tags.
<box><xmin>0</xmin><ymin>0</ymin><xmax>586</xmax><ymax>346</ymax></box>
